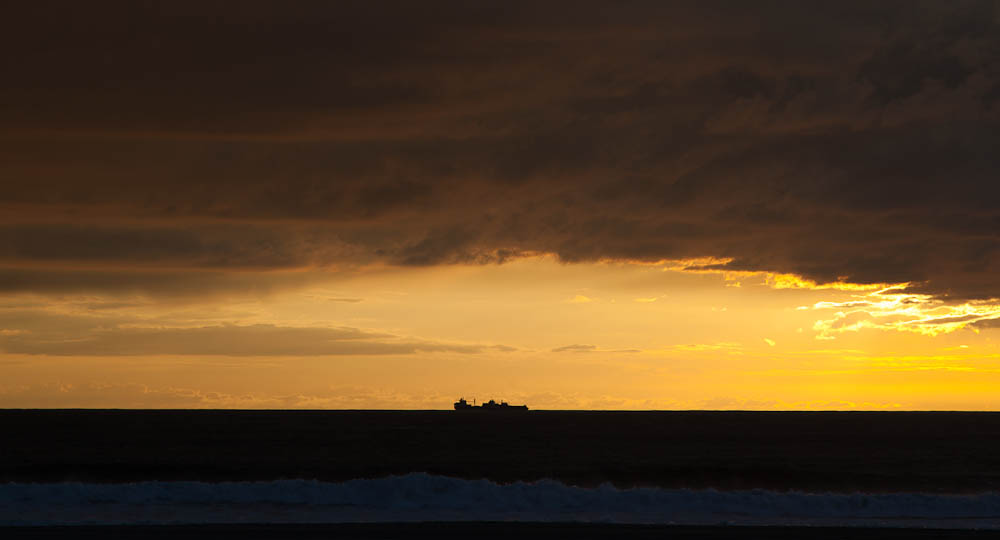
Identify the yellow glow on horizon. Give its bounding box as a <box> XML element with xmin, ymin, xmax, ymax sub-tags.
<box><xmin>2</xmin><ymin>256</ymin><xmax>999</xmax><ymax>410</ymax></box>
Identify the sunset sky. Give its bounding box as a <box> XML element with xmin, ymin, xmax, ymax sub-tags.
<box><xmin>3</xmin><ymin>1</ymin><xmax>1000</xmax><ymax>409</ymax></box>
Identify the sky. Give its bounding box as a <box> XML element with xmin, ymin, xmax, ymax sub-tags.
<box><xmin>2</xmin><ymin>1</ymin><xmax>1000</xmax><ymax>409</ymax></box>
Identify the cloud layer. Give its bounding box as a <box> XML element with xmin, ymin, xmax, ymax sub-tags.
<box><xmin>0</xmin><ymin>309</ymin><xmax>488</xmax><ymax>356</ymax></box>
<box><xmin>2</xmin><ymin>1</ymin><xmax>999</xmax><ymax>300</ymax></box>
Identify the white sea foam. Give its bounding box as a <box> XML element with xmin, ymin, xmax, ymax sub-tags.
<box><xmin>2</xmin><ymin>473</ymin><xmax>999</xmax><ymax>528</ymax></box>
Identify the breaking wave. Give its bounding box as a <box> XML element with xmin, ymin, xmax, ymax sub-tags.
<box><xmin>3</xmin><ymin>473</ymin><xmax>1000</xmax><ymax>528</ymax></box>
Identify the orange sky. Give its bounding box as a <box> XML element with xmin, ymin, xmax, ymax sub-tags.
<box><xmin>3</xmin><ymin>256</ymin><xmax>998</xmax><ymax>410</ymax></box>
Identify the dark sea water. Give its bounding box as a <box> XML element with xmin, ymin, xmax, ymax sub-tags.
<box><xmin>2</xmin><ymin>410</ymin><xmax>1000</xmax><ymax>531</ymax></box>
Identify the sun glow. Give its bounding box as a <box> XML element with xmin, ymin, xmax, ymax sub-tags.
<box><xmin>802</xmin><ymin>289</ymin><xmax>1000</xmax><ymax>338</ymax></box>
<box><xmin>1</xmin><ymin>256</ymin><xmax>999</xmax><ymax>409</ymax></box>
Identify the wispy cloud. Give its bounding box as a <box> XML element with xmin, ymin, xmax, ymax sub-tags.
<box><xmin>0</xmin><ymin>310</ymin><xmax>506</xmax><ymax>356</ymax></box>
<box><xmin>551</xmin><ymin>344</ymin><xmax>641</xmax><ymax>354</ymax></box>
<box><xmin>670</xmin><ymin>342</ymin><xmax>743</xmax><ymax>353</ymax></box>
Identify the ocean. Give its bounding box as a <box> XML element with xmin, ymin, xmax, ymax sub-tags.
<box><xmin>2</xmin><ymin>410</ymin><xmax>999</xmax><ymax>536</ymax></box>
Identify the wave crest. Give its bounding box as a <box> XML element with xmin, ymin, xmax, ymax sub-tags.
<box><xmin>3</xmin><ymin>473</ymin><xmax>999</xmax><ymax>527</ymax></box>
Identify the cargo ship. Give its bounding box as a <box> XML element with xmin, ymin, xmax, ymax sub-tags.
<box><xmin>453</xmin><ymin>397</ymin><xmax>528</xmax><ymax>411</ymax></box>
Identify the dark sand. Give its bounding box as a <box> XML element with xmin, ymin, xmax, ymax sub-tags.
<box><xmin>3</xmin><ymin>410</ymin><xmax>1000</xmax><ymax>492</ymax></box>
<box><xmin>5</xmin><ymin>523</ymin><xmax>1000</xmax><ymax>539</ymax></box>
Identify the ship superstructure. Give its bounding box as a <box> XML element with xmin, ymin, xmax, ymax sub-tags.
<box><xmin>453</xmin><ymin>397</ymin><xmax>528</xmax><ymax>411</ymax></box>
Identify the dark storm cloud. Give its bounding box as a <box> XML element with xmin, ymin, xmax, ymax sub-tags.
<box><xmin>2</xmin><ymin>1</ymin><xmax>1000</xmax><ymax>300</ymax></box>
<box><xmin>0</xmin><ymin>223</ymin><xmax>372</xmax><ymax>268</ymax></box>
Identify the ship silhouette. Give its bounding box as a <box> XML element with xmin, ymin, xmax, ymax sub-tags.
<box><xmin>453</xmin><ymin>397</ymin><xmax>528</xmax><ymax>411</ymax></box>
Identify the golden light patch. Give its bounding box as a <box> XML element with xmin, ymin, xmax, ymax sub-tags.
<box><xmin>802</xmin><ymin>288</ymin><xmax>1000</xmax><ymax>339</ymax></box>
